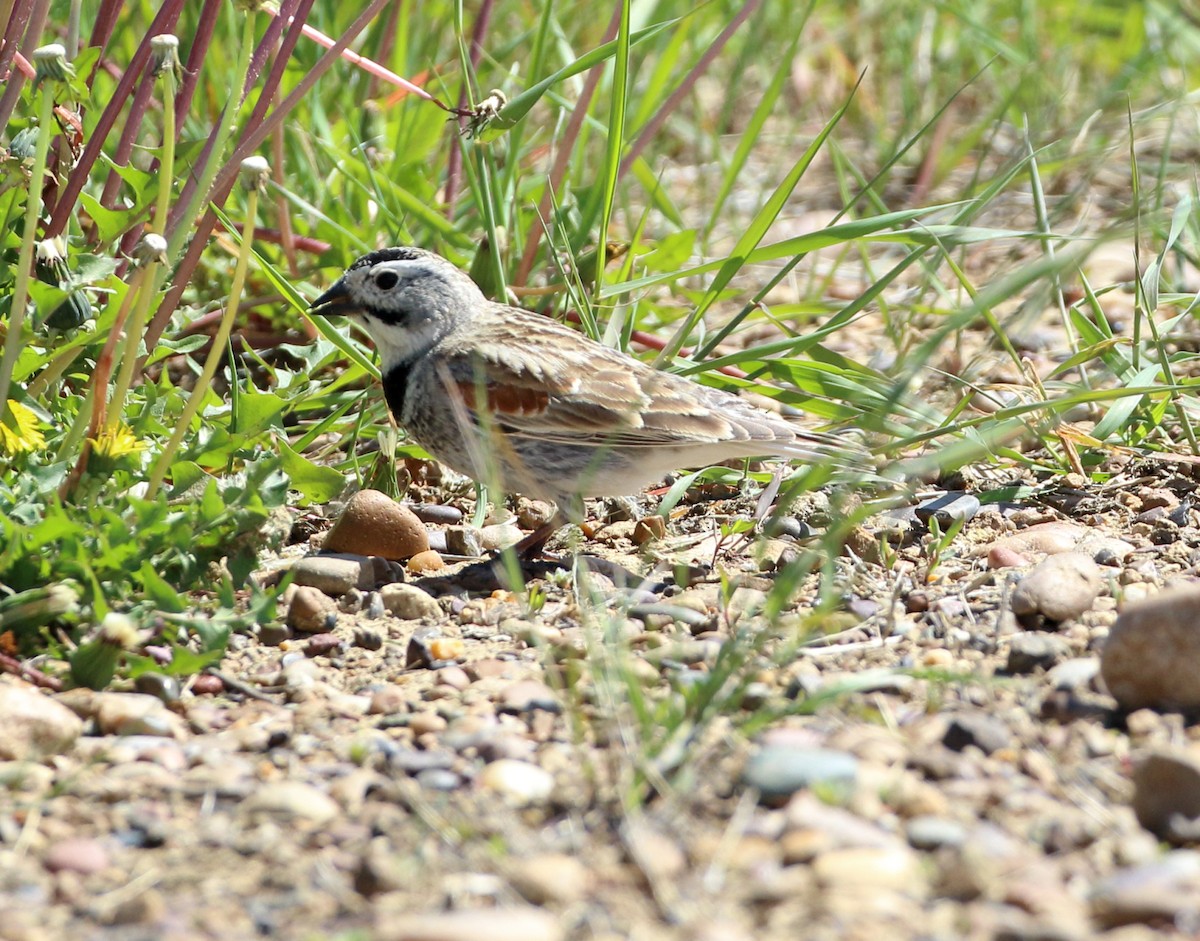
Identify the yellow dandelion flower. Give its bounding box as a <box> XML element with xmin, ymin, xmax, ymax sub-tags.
<box><xmin>0</xmin><ymin>400</ymin><xmax>46</xmax><ymax>455</ymax></box>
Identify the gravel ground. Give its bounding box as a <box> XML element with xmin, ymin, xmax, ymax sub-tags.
<box><xmin>5</xmin><ymin>452</ymin><xmax>1200</xmax><ymax>941</ymax></box>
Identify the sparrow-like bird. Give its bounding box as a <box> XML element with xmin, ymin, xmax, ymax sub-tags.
<box><xmin>310</xmin><ymin>247</ymin><xmax>855</xmax><ymax>553</ymax></box>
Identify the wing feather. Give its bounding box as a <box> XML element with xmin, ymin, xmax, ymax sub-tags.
<box><xmin>435</xmin><ymin>307</ymin><xmax>813</xmax><ymax>451</ymax></box>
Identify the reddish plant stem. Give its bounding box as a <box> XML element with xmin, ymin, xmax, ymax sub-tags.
<box><xmin>515</xmin><ymin>5</ymin><xmax>623</xmax><ymax>286</ymax></box>
<box><xmin>167</xmin><ymin>0</ymin><xmax>301</xmax><ymax>240</ymax></box>
<box><xmin>0</xmin><ymin>651</ymin><xmax>62</xmax><ymax>691</ymax></box>
<box><xmin>619</xmin><ymin>0</ymin><xmax>758</xmax><ymax>178</ymax></box>
<box><xmin>174</xmin><ymin>0</ymin><xmax>222</xmax><ymax>127</ymax></box>
<box><xmin>0</xmin><ymin>0</ymin><xmax>33</xmax><ymax>85</ymax></box>
<box><xmin>142</xmin><ymin>0</ymin><xmax>384</xmax><ymax>360</ymax></box>
<box><xmin>444</xmin><ymin>0</ymin><xmax>495</xmax><ymax>218</ymax></box>
<box><xmin>99</xmin><ymin>67</ymin><xmax>158</xmax><ymax>211</ymax></box>
<box><xmin>366</xmin><ymin>0</ymin><xmax>402</xmax><ymax>101</ymax></box>
<box><xmin>271</xmin><ymin>124</ymin><xmax>299</xmax><ymax>275</ymax></box>
<box><xmin>244</xmin><ymin>0</ymin><xmax>294</xmax><ymax>102</ymax></box>
<box><xmin>0</xmin><ymin>0</ymin><xmax>49</xmax><ymax>130</ymax></box>
<box><xmin>45</xmin><ymin>0</ymin><xmax>186</xmax><ymax>237</ymax></box>
<box><xmin>84</xmin><ymin>0</ymin><xmax>124</xmax><ymax>79</ymax></box>
<box><xmin>226</xmin><ymin>224</ymin><xmax>330</xmax><ymax>255</ymax></box>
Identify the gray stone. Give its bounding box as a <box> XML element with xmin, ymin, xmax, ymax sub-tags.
<box><xmin>943</xmin><ymin>711</ymin><xmax>1011</xmax><ymax>754</ymax></box>
<box><xmin>742</xmin><ymin>746</ymin><xmax>858</xmax><ymax>803</ymax></box>
<box><xmin>914</xmin><ymin>491</ymin><xmax>981</xmax><ymax>526</ymax></box>
<box><xmin>905</xmin><ymin>815</ymin><xmax>968</xmax><ymax>850</ymax></box>
<box><xmin>1006</xmin><ymin>632</ymin><xmax>1072</xmax><ymax>674</ymax></box>
<box><xmin>1131</xmin><ymin>748</ymin><xmax>1200</xmax><ymax>843</ymax></box>
<box><xmin>1011</xmin><ymin>552</ymin><xmax>1102</xmax><ymax>623</ymax></box>
<box><xmin>1090</xmin><ymin>851</ymin><xmax>1200</xmax><ymax>929</ymax></box>
<box><xmin>1046</xmin><ymin>657</ymin><xmax>1101</xmax><ymax>690</ymax></box>
<box><xmin>291</xmin><ymin>554</ymin><xmax>376</xmax><ymax>595</ymax></box>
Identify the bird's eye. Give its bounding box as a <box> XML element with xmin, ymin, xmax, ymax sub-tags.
<box><xmin>374</xmin><ymin>269</ymin><xmax>399</xmax><ymax>290</ymax></box>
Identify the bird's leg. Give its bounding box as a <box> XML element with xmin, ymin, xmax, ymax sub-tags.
<box><xmin>508</xmin><ymin>495</ymin><xmax>591</xmax><ymax>559</ymax></box>
<box><xmin>510</xmin><ymin>516</ymin><xmax>563</xmax><ymax>559</ymax></box>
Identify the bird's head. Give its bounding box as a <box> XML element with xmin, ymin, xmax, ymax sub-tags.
<box><xmin>309</xmin><ymin>247</ymin><xmax>483</xmax><ymax>368</ymax></box>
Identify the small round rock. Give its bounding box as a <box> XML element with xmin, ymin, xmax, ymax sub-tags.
<box><xmin>44</xmin><ymin>837</ymin><xmax>110</xmax><ymax>875</ymax></box>
<box><xmin>407</xmin><ymin>549</ymin><xmax>446</xmax><ymax>573</ymax></box>
<box><xmin>323</xmin><ymin>489</ymin><xmax>429</xmax><ymax>560</ymax></box>
<box><xmin>287</xmin><ymin>585</ymin><xmax>339</xmax><ymax>633</ymax></box>
<box><xmin>1102</xmin><ymin>584</ymin><xmax>1200</xmax><ymax>711</ymax></box>
<box><xmin>1010</xmin><ymin>551</ymin><xmax>1101</xmax><ymax>623</ymax></box>
<box><xmin>478</xmin><ymin>759</ymin><xmax>555</xmax><ymax>805</ymax></box>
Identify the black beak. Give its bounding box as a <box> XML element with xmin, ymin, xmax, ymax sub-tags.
<box><xmin>309</xmin><ymin>278</ymin><xmax>357</xmax><ymax>317</ymax></box>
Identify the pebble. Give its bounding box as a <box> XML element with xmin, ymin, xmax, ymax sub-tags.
<box><xmin>415</xmin><ymin>768</ymin><xmax>461</xmax><ymax>791</ymax></box>
<box><xmin>292</xmin><ymin>555</ymin><xmax>377</xmax><ymax>595</ymax></box>
<box><xmin>1102</xmin><ymin>584</ymin><xmax>1200</xmax><ymax>711</ymax></box>
<box><xmin>323</xmin><ymin>489</ymin><xmax>430</xmax><ymax>560</ymax></box>
<box><xmin>241</xmin><ymin>781</ymin><xmax>339</xmax><ymax>824</ymax></box>
<box><xmin>436</xmin><ymin>666</ymin><xmax>473</xmax><ymax>689</ymax></box>
<box><xmin>1046</xmin><ymin>657</ymin><xmax>1101</xmax><ymax>690</ymax></box>
<box><xmin>1010</xmin><ymin>552</ymin><xmax>1102</xmax><ymax>623</ymax></box>
<box><xmin>1131</xmin><ymin>748</ymin><xmax>1200</xmax><ymax>843</ymax></box>
<box><xmin>338</xmin><ymin>587</ymin><xmax>365</xmax><ymax>612</ymax></box>
<box><xmin>408</xmin><ymin>502</ymin><xmax>463</xmax><ymax>525</ymax></box>
<box><xmin>988</xmin><ymin>545</ymin><xmax>1031</xmax><ymax>569</ymax></box>
<box><xmin>445</xmin><ymin>526</ymin><xmax>484</xmax><ymax>556</ymax></box>
<box><xmin>133</xmin><ymin>672</ymin><xmax>182</xmax><ymax>703</ymax></box>
<box><xmin>812</xmin><ymin>844</ymin><xmax>925</xmax><ymax>894</ymax></box>
<box><xmin>742</xmin><ymin>745</ymin><xmax>858</xmax><ymax>803</ymax></box>
<box><xmin>498</xmin><ymin>680</ymin><xmax>560</xmax><ymax>714</ymax></box>
<box><xmin>287</xmin><ymin>585</ymin><xmax>339</xmax><ymax>633</ymax></box>
<box><xmin>988</xmin><ymin>521</ymin><xmax>1084</xmax><ymax>558</ymax></box>
<box><xmin>478</xmin><ymin>759</ymin><xmax>555</xmax><ymax>805</ymax></box>
<box><xmin>628</xmin><ymin>602</ymin><xmax>712</xmax><ymax>629</ymax></box>
<box><xmin>407</xmin><ymin>627</ymin><xmax>448</xmax><ymax>668</ymax></box>
<box><xmin>369</xmin><ymin>687</ymin><xmax>409</xmax><ymax>715</ymax></box>
<box><xmin>0</xmin><ymin>683</ymin><xmax>83</xmax><ymax>760</ymax></box>
<box><xmin>380</xmin><ymin>583</ymin><xmax>442</xmax><ymax>620</ymax></box>
<box><xmin>408</xmin><ymin>712</ymin><xmax>448</xmax><ymax>735</ymax></box>
<box><xmin>191</xmin><ymin>673</ymin><xmax>223</xmax><ymax>696</ymax></box>
<box><xmin>905</xmin><ymin>815</ymin><xmax>967</xmax><ymax>850</ymax></box>
<box><xmin>942</xmin><ymin>711</ymin><xmax>1011</xmax><ymax>754</ymax></box>
<box><xmin>1005</xmin><ymin>632</ymin><xmax>1072</xmax><ymax>674</ymax></box>
<box><xmin>507</xmin><ymin>853</ymin><xmax>590</xmax><ymax>905</ymax></box>
<box><xmin>624</xmin><ymin>822</ymin><xmax>687</xmax><ymax>880</ymax></box>
<box><xmin>44</xmin><ymin>837</ymin><xmax>110</xmax><ymax>875</ymax></box>
<box><xmin>914</xmin><ymin>491</ymin><xmax>980</xmax><ymax>526</ymax></box>
<box><xmin>407</xmin><ymin>549</ymin><xmax>446</xmax><ymax>573</ymax></box>
<box><xmin>377</xmin><ymin>908</ymin><xmax>563</xmax><ymax>941</ymax></box>
<box><xmin>90</xmin><ymin>692</ymin><xmax>181</xmax><ymax>738</ymax></box>
<box><xmin>1090</xmin><ymin>851</ymin><xmax>1200</xmax><ymax>928</ymax></box>
<box><xmin>480</xmin><ymin>522</ymin><xmax>523</xmax><ymax>550</ymax></box>
<box><xmin>304</xmin><ymin>633</ymin><xmax>345</xmax><ymax>657</ymax></box>
<box><xmin>354</xmin><ymin>626</ymin><xmax>384</xmax><ymax>650</ymax></box>
<box><xmin>632</xmin><ymin>515</ymin><xmax>667</xmax><ymax>544</ymax></box>
<box><xmin>1077</xmin><ymin>534</ymin><xmax>1136</xmax><ymax>565</ymax></box>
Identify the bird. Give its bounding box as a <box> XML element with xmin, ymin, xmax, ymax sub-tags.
<box><xmin>309</xmin><ymin>246</ymin><xmax>859</xmax><ymax>555</ymax></box>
